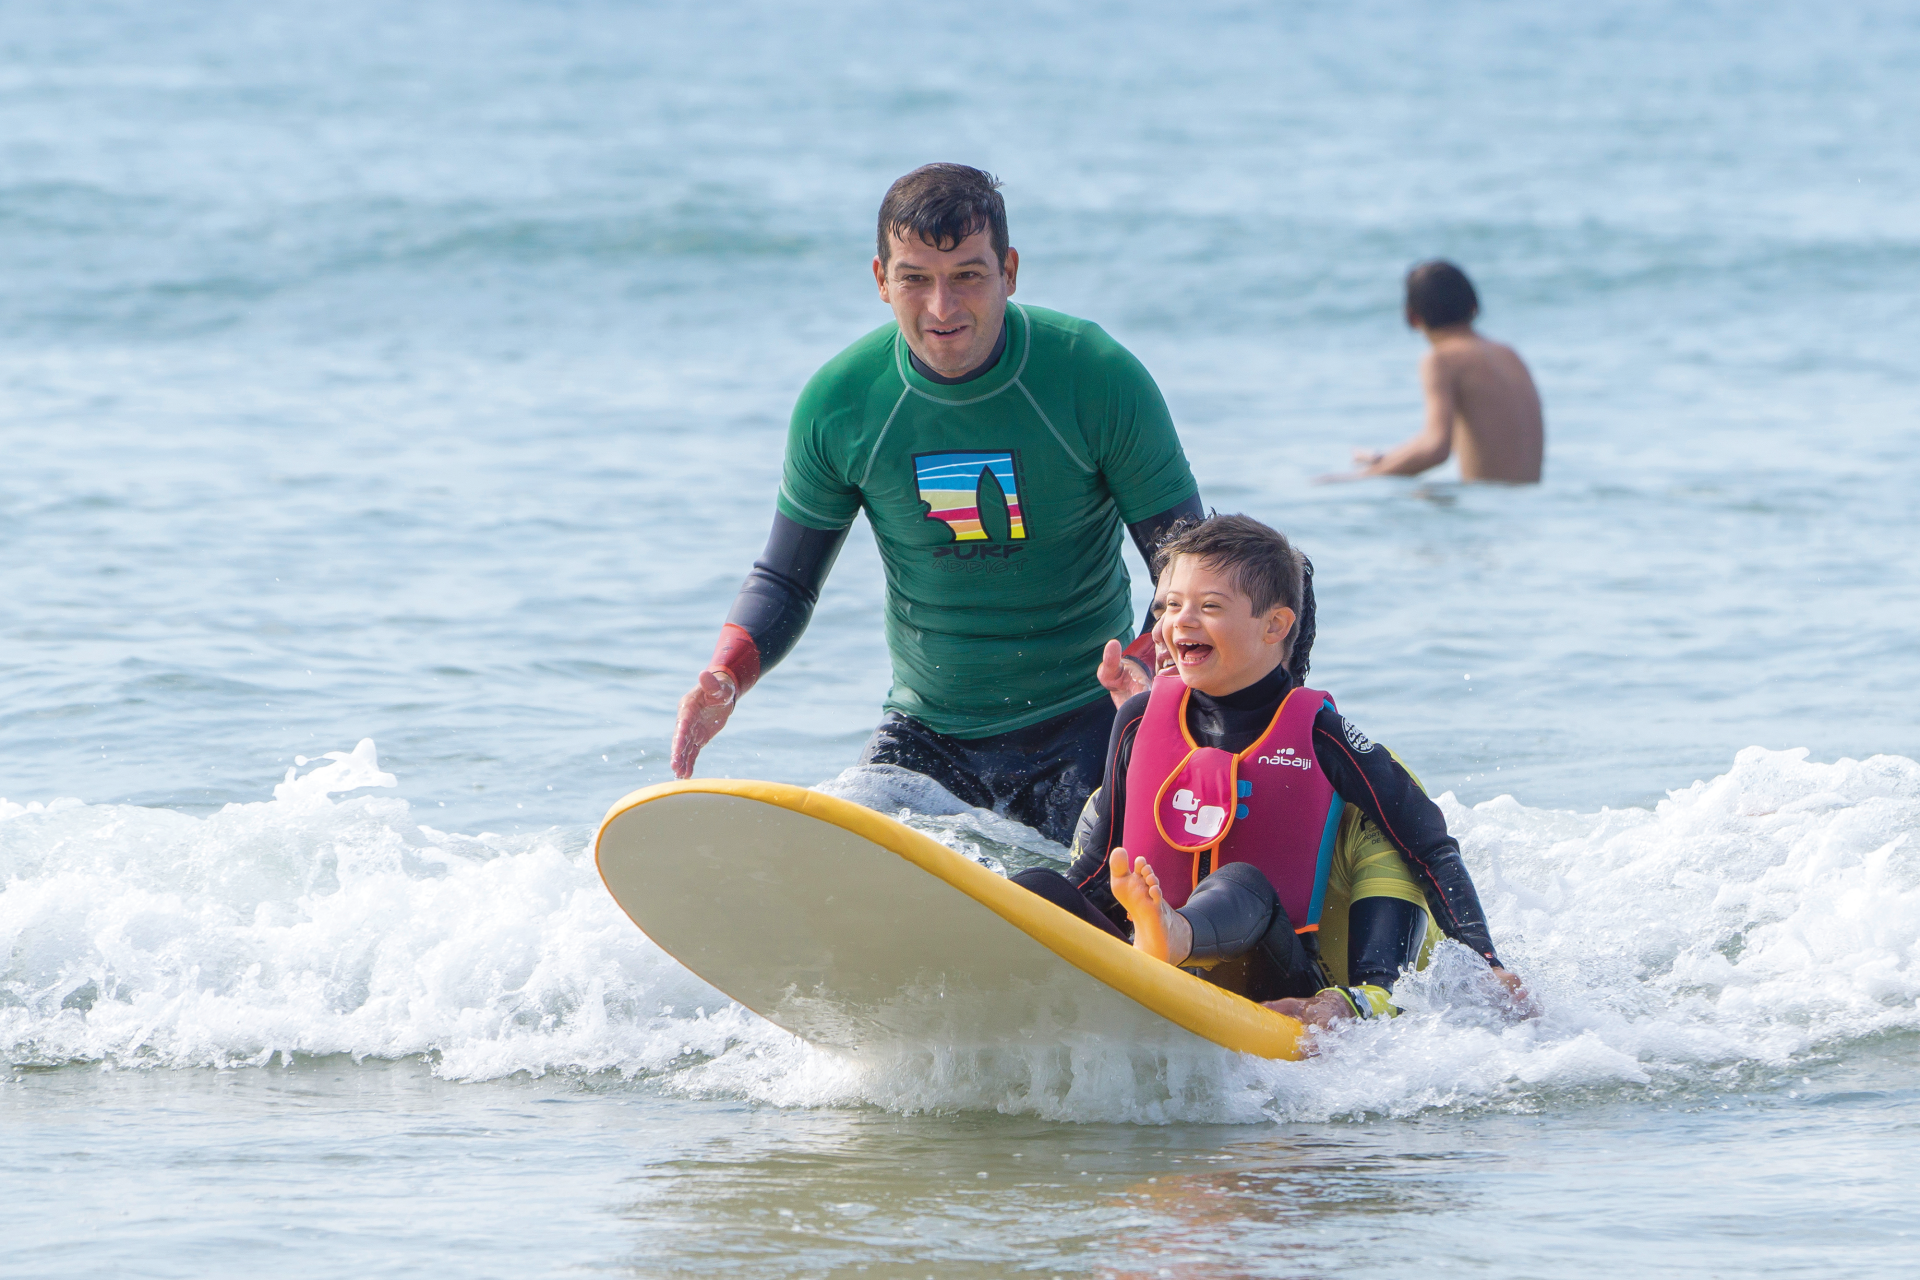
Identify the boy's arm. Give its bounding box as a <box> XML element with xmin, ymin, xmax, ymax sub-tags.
<box><xmin>1060</xmin><ymin>690</ymin><xmax>1151</xmax><ymax>929</ymax></box>
<box><xmin>1309</xmin><ymin>708</ymin><xmax>1503</xmax><ymax>967</ymax></box>
<box><xmin>1317</xmin><ymin>352</ymin><xmax>1456</xmax><ymax>482</ymax></box>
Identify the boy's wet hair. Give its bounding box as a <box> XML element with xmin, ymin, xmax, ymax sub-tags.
<box><xmin>876</xmin><ymin>163</ymin><xmax>1010</xmax><ymax>270</ymax></box>
<box><xmin>1405</xmin><ymin>259</ymin><xmax>1480</xmax><ymax>329</ymax></box>
<box><xmin>1152</xmin><ymin>513</ymin><xmax>1318</xmax><ymax>682</ymax></box>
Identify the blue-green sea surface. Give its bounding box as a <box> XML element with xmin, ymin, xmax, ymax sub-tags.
<box><xmin>4</xmin><ymin>1</ymin><xmax>1918</xmax><ymax>1276</ymax></box>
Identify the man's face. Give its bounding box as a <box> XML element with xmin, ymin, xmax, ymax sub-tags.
<box><xmin>872</xmin><ymin>228</ymin><xmax>1019</xmax><ymax>378</ymax></box>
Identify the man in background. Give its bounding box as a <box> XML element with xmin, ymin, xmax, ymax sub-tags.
<box><xmin>1326</xmin><ymin>260</ymin><xmax>1544</xmax><ymax>484</ymax></box>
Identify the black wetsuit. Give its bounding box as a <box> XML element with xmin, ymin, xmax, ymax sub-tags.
<box><xmin>719</xmin><ymin>330</ymin><xmax>1204</xmax><ymax>846</ymax></box>
<box><xmin>1012</xmin><ymin>665</ymin><xmax>1503</xmax><ymax>1001</ymax></box>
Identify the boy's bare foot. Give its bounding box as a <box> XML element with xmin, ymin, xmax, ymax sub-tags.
<box><xmin>1108</xmin><ymin>846</ymin><xmax>1191</xmax><ymax>965</ymax></box>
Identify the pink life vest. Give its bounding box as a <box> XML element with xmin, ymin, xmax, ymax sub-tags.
<box><xmin>1120</xmin><ymin>673</ymin><xmax>1345</xmax><ymax>932</ymax></box>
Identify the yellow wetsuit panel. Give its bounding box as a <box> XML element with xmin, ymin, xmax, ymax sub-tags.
<box><xmin>1314</xmin><ymin>749</ymin><xmax>1442</xmax><ymax>988</ymax></box>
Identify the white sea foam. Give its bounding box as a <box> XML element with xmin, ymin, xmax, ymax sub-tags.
<box><xmin>813</xmin><ymin>763</ymin><xmax>1072</xmax><ymax>873</ymax></box>
<box><xmin>3</xmin><ymin>743</ymin><xmax>1915</xmax><ymax>1123</ymax></box>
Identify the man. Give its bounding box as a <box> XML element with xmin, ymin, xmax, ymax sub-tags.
<box><xmin>1325</xmin><ymin>260</ymin><xmax>1544</xmax><ymax>484</ymax></box>
<box><xmin>670</xmin><ymin>164</ymin><xmax>1202</xmax><ymax>845</ymax></box>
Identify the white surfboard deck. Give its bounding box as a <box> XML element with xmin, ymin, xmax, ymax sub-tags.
<box><xmin>594</xmin><ymin>779</ymin><xmax>1304</xmax><ymax>1060</ymax></box>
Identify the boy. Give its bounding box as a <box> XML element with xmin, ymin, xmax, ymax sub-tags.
<box><xmin>1325</xmin><ymin>260</ymin><xmax>1544</xmax><ymax>485</ymax></box>
<box><xmin>1014</xmin><ymin>514</ymin><xmax>1527</xmax><ymax>1029</ymax></box>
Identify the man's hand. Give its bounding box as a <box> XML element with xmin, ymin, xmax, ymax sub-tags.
<box><xmin>1097</xmin><ymin>639</ymin><xmax>1153</xmax><ymax>708</ymax></box>
<box><xmin>670</xmin><ymin>669</ymin><xmax>738</xmax><ymax>779</ymax></box>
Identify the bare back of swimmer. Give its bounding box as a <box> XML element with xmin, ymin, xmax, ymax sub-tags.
<box><xmin>1323</xmin><ymin>260</ymin><xmax>1544</xmax><ymax>485</ymax></box>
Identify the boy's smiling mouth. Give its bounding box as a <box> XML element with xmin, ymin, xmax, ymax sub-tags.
<box><xmin>1175</xmin><ymin>640</ymin><xmax>1214</xmax><ymax>666</ymax></box>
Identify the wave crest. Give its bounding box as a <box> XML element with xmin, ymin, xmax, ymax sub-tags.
<box><xmin>3</xmin><ymin>744</ymin><xmax>1915</xmax><ymax>1122</ymax></box>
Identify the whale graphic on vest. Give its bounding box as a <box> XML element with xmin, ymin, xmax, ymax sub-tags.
<box><xmin>1169</xmin><ymin>788</ymin><xmax>1227</xmax><ymax>840</ymax></box>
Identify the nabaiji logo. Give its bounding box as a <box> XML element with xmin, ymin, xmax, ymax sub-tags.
<box><xmin>1256</xmin><ymin>747</ymin><xmax>1313</xmax><ymax>770</ymax></box>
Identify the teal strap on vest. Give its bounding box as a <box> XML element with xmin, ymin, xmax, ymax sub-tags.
<box><xmin>1304</xmin><ymin>792</ymin><xmax>1343</xmax><ymax>928</ymax></box>
<box><xmin>1302</xmin><ymin>696</ymin><xmax>1343</xmax><ymax>928</ymax></box>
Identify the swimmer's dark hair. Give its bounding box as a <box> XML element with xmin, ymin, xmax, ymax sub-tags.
<box><xmin>1151</xmin><ymin>513</ymin><xmax>1318</xmax><ymax>683</ymax></box>
<box><xmin>876</xmin><ymin>163</ymin><xmax>1010</xmax><ymax>270</ymax></box>
<box><xmin>1405</xmin><ymin>259</ymin><xmax>1480</xmax><ymax>329</ymax></box>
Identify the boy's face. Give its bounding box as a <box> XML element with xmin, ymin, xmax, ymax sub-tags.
<box><xmin>1155</xmin><ymin>555</ymin><xmax>1297</xmax><ymax>697</ymax></box>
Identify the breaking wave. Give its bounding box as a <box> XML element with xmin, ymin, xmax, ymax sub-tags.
<box><xmin>4</xmin><ymin>742</ymin><xmax>1915</xmax><ymax>1123</ymax></box>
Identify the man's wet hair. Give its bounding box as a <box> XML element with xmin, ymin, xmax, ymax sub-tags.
<box><xmin>1152</xmin><ymin>513</ymin><xmax>1318</xmax><ymax>682</ymax></box>
<box><xmin>876</xmin><ymin>163</ymin><xmax>1009</xmax><ymax>270</ymax></box>
<box><xmin>1405</xmin><ymin>259</ymin><xmax>1480</xmax><ymax>329</ymax></box>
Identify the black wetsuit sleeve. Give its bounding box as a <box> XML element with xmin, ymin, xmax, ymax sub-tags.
<box><xmin>1125</xmin><ymin>494</ymin><xmax>1204</xmax><ymax>631</ymax></box>
<box><xmin>1311</xmin><ymin>707</ymin><xmax>1504</xmax><ymax>967</ymax></box>
<box><xmin>723</xmin><ymin>511</ymin><xmax>850</xmax><ymax>675</ymax></box>
<box><xmin>1063</xmin><ymin>689</ymin><xmax>1150</xmax><ymax>930</ymax></box>
<box><xmin>1347</xmin><ymin>897</ymin><xmax>1429</xmax><ymax>991</ymax></box>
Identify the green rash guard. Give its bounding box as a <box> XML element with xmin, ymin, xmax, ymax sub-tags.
<box><xmin>777</xmin><ymin>302</ymin><xmax>1198</xmax><ymax>739</ymax></box>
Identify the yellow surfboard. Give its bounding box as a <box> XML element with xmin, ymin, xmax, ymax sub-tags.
<box><xmin>594</xmin><ymin>779</ymin><xmax>1305</xmax><ymax>1060</ymax></box>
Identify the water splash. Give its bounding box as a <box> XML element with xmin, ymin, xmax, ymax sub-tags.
<box><xmin>3</xmin><ymin>744</ymin><xmax>1915</xmax><ymax>1123</ymax></box>
<box><xmin>271</xmin><ymin>738</ymin><xmax>397</xmax><ymax>805</ymax></box>
<box><xmin>813</xmin><ymin>763</ymin><xmax>1071</xmax><ymax>874</ymax></box>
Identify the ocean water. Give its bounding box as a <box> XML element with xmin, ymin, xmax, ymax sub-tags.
<box><xmin>3</xmin><ymin>1</ymin><xmax>1918</xmax><ymax>1276</ymax></box>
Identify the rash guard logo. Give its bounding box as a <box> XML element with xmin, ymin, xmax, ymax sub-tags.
<box><xmin>914</xmin><ymin>451</ymin><xmax>1026</xmax><ymax>542</ymax></box>
<box><xmin>1342</xmin><ymin>718</ymin><xmax>1375</xmax><ymax>754</ymax></box>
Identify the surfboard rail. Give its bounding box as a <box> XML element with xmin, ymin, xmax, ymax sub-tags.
<box><xmin>595</xmin><ymin>778</ymin><xmax>1305</xmax><ymax>1061</ymax></box>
